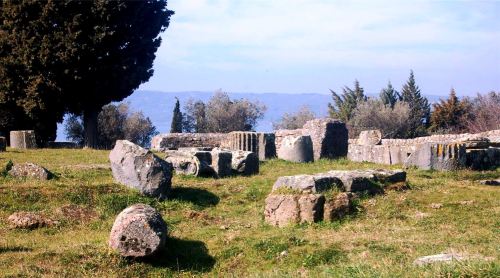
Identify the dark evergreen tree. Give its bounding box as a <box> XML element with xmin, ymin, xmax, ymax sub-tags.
<box><xmin>429</xmin><ymin>88</ymin><xmax>471</xmax><ymax>133</ymax></box>
<box><xmin>170</xmin><ymin>98</ymin><xmax>183</xmax><ymax>133</ymax></box>
<box><xmin>0</xmin><ymin>1</ymin><xmax>174</xmax><ymax>148</ymax></box>
<box><xmin>379</xmin><ymin>81</ymin><xmax>401</xmax><ymax>108</ymax></box>
<box><xmin>328</xmin><ymin>80</ymin><xmax>366</xmax><ymax>122</ymax></box>
<box><xmin>400</xmin><ymin>70</ymin><xmax>430</xmax><ymax>137</ymax></box>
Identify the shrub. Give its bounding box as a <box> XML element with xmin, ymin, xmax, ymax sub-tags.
<box><xmin>273</xmin><ymin>105</ymin><xmax>316</xmax><ymax>130</ymax></box>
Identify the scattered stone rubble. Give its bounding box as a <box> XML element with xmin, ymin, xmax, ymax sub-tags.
<box><xmin>165</xmin><ymin>147</ymin><xmax>259</xmax><ymax>177</ymax></box>
<box><xmin>348</xmin><ymin>129</ymin><xmax>500</xmax><ymax>170</ymax></box>
<box><xmin>152</xmin><ymin>118</ymin><xmax>348</xmax><ymax>164</ymax></box>
<box><xmin>109</xmin><ymin>140</ymin><xmax>173</xmax><ymax>199</ymax></box>
<box><xmin>109</xmin><ymin>204</ymin><xmax>168</xmax><ymax>257</ymax></box>
<box><xmin>265</xmin><ymin>169</ymin><xmax>406</xmax><ymax>227</ymax></box>
<box><xmin>8</xmin><ymin>162</ymin><xmax>52</xmax><ymax>180</ymax></box>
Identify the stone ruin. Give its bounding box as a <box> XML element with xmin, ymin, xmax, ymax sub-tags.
<box><xmin>348</xmin><ymin>129</ymin><xmax>500</xmax><ymax>170</ymax></box>
<box><xmin>151</xmin><ymin>118</ymin><xmax>349</xmax><ymax>165</ymax></box>
<box><xmin>10</xmin><ymin>130</ymin><xmax>37</xmax><ymax>149</ymax></box>
<box><xmin>264</xmin><ymin>169</ymin><xmax>407</xmax><ymax>227</ymax></box>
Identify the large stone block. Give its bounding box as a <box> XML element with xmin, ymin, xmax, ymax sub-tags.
<box><xmin>211</xmin><ymin>149</ymin><xmax>232</xmax><ymax>178</ymax></box>
<box><xmin>231</xmin><ymin>150</ymin><xmax>259</xmax><ymax>175</ymax></box>
<box><xmin>151</xmin><ymin>133</ymin><xmax>227</xmax><ymax>151</ymax></box>
<box><xmin>8</xmin><ymin>162</ymin><xmax>52</xmax><ymax>180</ymax></box>
<box><xmin>257</xmin><ymin>132</ymin><xmax>276</xmax><ymax>160</ymax></box>
<box><xmin>109</xmin><ymin>204</ymin><xmax>168</xmax><ymax>257</ymax></box>
<box><xmin>273</xmin><ymin>174</ymin><xmax>342</xmax><ymax>193</ymax></box>
<box><xmin>302</xmin><ymin>118</ymin><xmax>348</xmax><ymax>159</ymax></box>
<box><xmin>404</xmin><ymin>142</ymin><xmax>466</xmax><ymax>171</ymax></box>
<box><xmin>323</xmin><ymin>193</ymin><xmax>355</xmax><ymax>221</ymax></box>
<box><xmin>10</xmin><ymin>130</ymin><xmax>37</xmax><ymax>149</ymax></box>
<box><xmin>264</xmin><ymin>194</ymin><xmax>300</xmax><ymax>227</ymax></box>
<box><xmin>110</xmin><ymin>140</ymin><xmax>173</xmax><ymax>198</ymax></box>
<box><xmin>358</xmin><ymin>130</ymin><xmax>382</xmax><ymax>146</ymax></box>
<box><xmin>277</xmin><ymin>135</ymin><xmax>314</xmax><ymax>163</ymax></box>
<box><xmin>298</xmin><ymin>194</ymin><xmax>325</xmax><ymax>224</ymax></box>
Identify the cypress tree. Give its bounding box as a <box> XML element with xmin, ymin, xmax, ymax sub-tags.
<box><xmin>328</xmin><ymin>80</ymin><xmax>367</xmax><ymax>122</ymax></box>
<box><xmin>429</xmin><ymin>88</ymin><xmax>471</xmax><ymax>133</ymax></box>
<box><xmin>379</xmin><ymin>81</ymin><xmax>401</xmax><ymax>108</ymax></box>
<box><xmin>400</xmin><ymin>70</ymin><xmax>430</xmax><ymax>137</ymax></box>
<box><xmin>170</xmin><ymin>98</ymin><xmax>183</xmax><ymax>133</ymax></box>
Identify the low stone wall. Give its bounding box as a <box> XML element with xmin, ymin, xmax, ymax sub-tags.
<box><xmin>348</xmin><ymin>129</ymin><xmax>500</xmax><ymax>170</ymax></box>
<box><xmin>151</xmin><ymin>133</ymin><xmax>227</xmax><ymax>151</ymax></box>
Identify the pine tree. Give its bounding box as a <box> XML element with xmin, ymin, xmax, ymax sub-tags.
<box><xmin>429</xmin><ymin>88</ymin><xmax>471</xmax><ymax>133</ymax></box>
<box><xmin>400</xmin><ymin>70</ymin><xmax>430</xmax><ymax>137</ymax></box>
<box><xmin>379</xmin><ymin>81</ymin><xmax>401</xmax><ymax>108</ymax></box>
<box><xmin>170</xmin><ymin>98</ymin><xmax>183</xmax><ymax>133</ymax></box>
<box><xmin>328</xmin><ymin>80</ymin><xmax>367</xmax><ymax>122</ymax></box>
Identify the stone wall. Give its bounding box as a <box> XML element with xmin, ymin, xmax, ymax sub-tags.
<box><xmin>348</xmin><ymin>129</ymin><xmax>500</xmax><ymax>170</ymax></box>
<box><xmin>151</xmin><ymin>133</ymin><xmax>227</xmax><ymax>151</ymax></box>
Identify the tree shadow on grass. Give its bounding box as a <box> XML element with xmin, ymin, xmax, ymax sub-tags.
<box><xmin>169</xmin><ymin>186</ymin><xmax>219</xmax><ymax>208</ymax></box>
<box><xmin>140</xmin><ymin>237</ymin><xmax>215</xmax><ymax>273</ymax></box>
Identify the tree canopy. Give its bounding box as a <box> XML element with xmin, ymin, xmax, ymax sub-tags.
<box><xmin>170</xmin><ymin>98</ymin><xmax>183</xmax><ymax>133</ymax></box>
<box><xmin>328</xmin><ymin>80</ymin><xmax>366</xmax><ymax>123</ymax></box>
<box><xmin>400</xmin><ymin>70</ymin><xmax>430</xmax><ymax>137</ymax></box>
<box><xmin>0</xmin><ymin>0</ymin><xmax>173</xmax><ymax>147</ymax></box>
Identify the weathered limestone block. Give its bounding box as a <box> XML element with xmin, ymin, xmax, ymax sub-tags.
<box><xmin>364</xmin><ymin>169</ymin><xmax>407</xmax><ymax>184</ymax></box>
<box><xmin>257</xmin><ymin>132</ymin><xmax>276</xmax><ymax>160</ymax></box>
<box><xmin>0</xmin><ymin>136</ymin><xmax>6</xmax><ymax>152</ymax></box>
<box><xmin>165</xmin><ymin>152</ymin><xmax>204</xmax><ymax>176</ymax></box>
<box><xmin>8</xmin><ymin>162</ymin><xmax>52</xmax><ymax>180</ymax></box>
<box><xmin>231</xmin><ymin>150</ymin><xmax>259</xmax><ymax>175</ymax></box>
<box><xmin>264</xmin><ymin>194</ymin><xmax>325</xmax><ymax>227</ymax></box>
<box><xmin>264</xmin><ymin>194</ymin><xmax>300</xmax><ymax>227</ymax></box>
<box><xmin>298</xmin><ymin>194</ymin><xmax>325</xmax><ymax>224</ymax></box>
<box><xmin>302</xmin><ymin>118</ymin><xmax>348</xmax><ymax>159</ymax></box>
<box><xmin>10</xmin><ymin>130</ymin><xmax>37</xmax><ymax>149</ymax></box>
<box><xmin>151</xmin><ymin>133</ymin><xmax>227</xmax><ymax>151</ymax></box>
<box><xmin>224</xmin><ymin>132</ymin><xmax>258</xmax><ymax>152</ymax></box>
<box><xmin>275</xmin><ymin>129</ymin><xmax>303</xmax><ymax>154</ymax></box>
<box><xmin>404</xmin><ymin>142</ymin><xmax>466</xmax><ymax>171</ymax></box>
<box><xmin>277</xmin><ymin>135</ymin><xmax>314</xmax><ymax>163</ymax></box>
<box><xmin>109</xmin><ymin>204</ymin><xmax>168</xmax><ymax>257</ymax></box>
<box><xmin>110</xmin><ymin>140</ymin><xmax>173</xmax><ymax>198</ymax></box>
<box><xmin>358</xmin><ymin>130</ymin><xmax>382</xmax><ymax>146</ymax></box>
<box><xmin>326</xmin><ymin>170</ymin><xmax>381</xmax><ymax>193</ymax></box>
<box><xmin>211</xmin><ymin>149</ymin><xmax>232</xmax><ymax>178</ymax></box>
<box><xmin>272</xmin><ymin>174</ymin><xmax>342</xmax><ymax>193</ymax></box>
<box><xmin>323</xmin><ymin>193</ymin><xmax>355</xmax><ymax>221</ymax></box>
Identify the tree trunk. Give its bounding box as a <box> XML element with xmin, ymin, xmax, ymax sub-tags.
<box><xmin>84</xmin><ymin>108</ymin><xmax>99</xmax><ymax>149</ymax></box>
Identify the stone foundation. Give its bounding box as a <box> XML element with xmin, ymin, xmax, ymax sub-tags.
<box><xmin>151</xmin><ymin>133</ymin><xmax>227</xmax><ymax>151</ymax></box>
<box><xmin>10</xmin><ymin>130</ymin><xmax>37</xmax><ymax>149</ymax></box>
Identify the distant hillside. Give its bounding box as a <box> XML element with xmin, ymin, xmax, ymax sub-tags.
<box><xmin>56</xmin><ymin>90</ymin><xmax>443</xmax><ymax>141</ymax></box>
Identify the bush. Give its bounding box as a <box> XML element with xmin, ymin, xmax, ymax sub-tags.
<box><xmin>348</xmin><ymin>99</ymin><xmax>411</xmax><ymax>139</ymax></box>
<box><xmin>64</xmin><ymin>103</ymin><xmax>157</xmax><ymax>148</ymax></box>
<box><xmin>466</xmin><ymin>91</ymin><xmax>500</xmax><ymax>133</ymax></box>
<box><xmin>183</xmin><ymin>90</ymin><xmax>266</xmax><ymax>133</ymax></box>
<box><xmin>273</xmin><ymin>105</ymin><xmax>316</xmax><ymax>130</ymax></box>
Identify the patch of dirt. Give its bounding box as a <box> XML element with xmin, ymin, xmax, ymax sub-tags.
<box><xmin>56</xmin><ymin>204</ymin><xmax>97</xmax><ymax>222</ymax></box>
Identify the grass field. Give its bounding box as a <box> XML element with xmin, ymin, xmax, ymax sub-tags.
<box><xmin>0</xmin><ymin>148</ymin><xmax>499</xmax><ymax>277</ymax></box>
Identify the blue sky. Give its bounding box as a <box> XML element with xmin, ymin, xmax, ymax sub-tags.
<box><xmin>139</xmin><ymin>0</ymin><xmax>500</xmax><ymax>96</ymax></box>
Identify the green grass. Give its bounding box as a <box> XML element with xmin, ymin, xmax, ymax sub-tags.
<box><xmin>0</xmin><ymin>148</ymin><xmax>499</xmax><ymax>277</ymax></box>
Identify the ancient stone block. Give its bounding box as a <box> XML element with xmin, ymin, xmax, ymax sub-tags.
<box><xmin>110</xmin><ymin>140</ymin><xmax>173</xmax><ymax>199</ymax></box>
<box><xmin>302</xmin><ymin>118</ymin><xmax>348</xmax><ymax>160</ymax></box>
<box><xmin>404</xmin><ymin>142</ymin><xmax>466</xmax><ymax>171</ymax></box>
<box><xmin>257</xmin><ymin>132</ymin><xmax>276</xmax><ymax>160</ymax></box>
<box><xmin>10</xmin><ymin>130</ymin><xmax>37</xmax><ymax>149</ymax></box>
<box><xmin>298</xmin><ymin>194</ymin><xmax>325</xmax><ymax>224</ymax></box>
<box><xmin>264</xmin><ymin>194</ymin><xmax>300</xmax><ymax>227</ymax></box>
<box><xmin>211</xmin><ymin>149</ymin><xmax>232</xmax><ymax>178</ymax></box>
<box><xmin>109</xmin><ymin>204</ymin><xmax>168</xmax><ymax>257</ymax></box>
<box><xmin>231</xmin><ymin>150</ymin><xmax>259</xmax><ymax>175</ymax></box>
<box><xmin>272</xmin><ymin>174</ymin><xmax>342</xmax><ymax>193</ymax></box>
<box><xmin>151</xmin><ymin>133</ymin><xmax>227</xmax><ymax>151</ymax></box>
<box><xmin>326</xmin><ymin>170</ymin><xmax>381</xmax><ymax>193</ymax></box>
<box><xmin>358</xmin><ymin>130</ymin><xmax>382</xmax><ymax>146</ymax></box>
<box><xmin>466</xmin><ymin>148</ymin><xmax>500</xmax><ymax>170</ymax></box>
<box><xmin>277</xmin><ymin>135</ymin><xmax>314</xmax><ymax>163</ymax></box>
